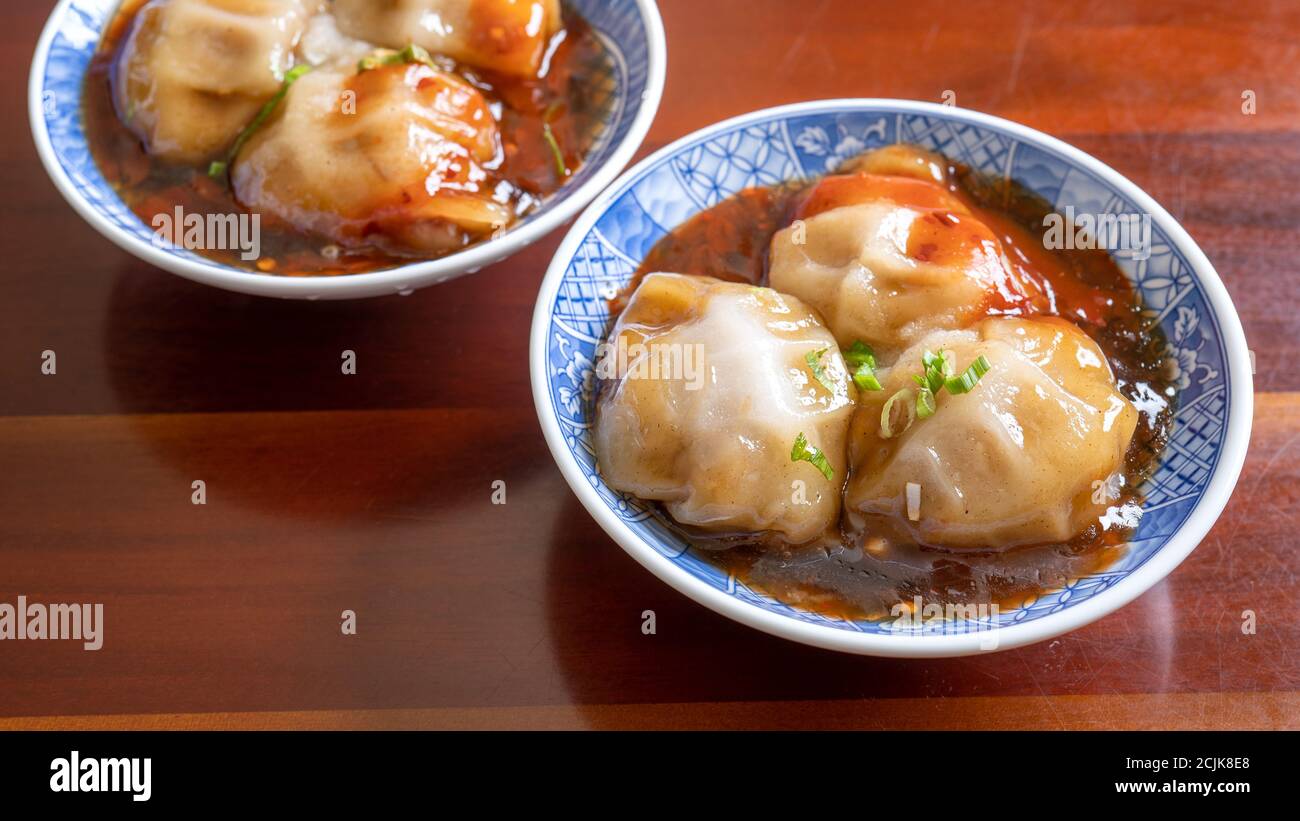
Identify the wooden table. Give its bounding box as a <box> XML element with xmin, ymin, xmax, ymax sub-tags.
<box><xmin>1</xmin><ymin>0</ymin><xmax>1296</xmax><ymax>731</ymax></box>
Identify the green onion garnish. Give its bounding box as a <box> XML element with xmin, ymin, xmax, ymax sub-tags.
<box><xmin>791</xmin><ymin>432</ymin><xmax>834</xmax><ymax>480</ymax></box>
<box><xmin>919</xmin><ymin>349</ymin><xmax>953</xmax><ymax>393</ymax></box>
<box><xmin>804</xmin><ymin>347</ymin><xmax>837</xmax><ymax>392</ymax></box>
<box><xmin>543</xmin><ymin>122</ymin><xmax>568</xmax><ymax>178</ymax></box>
<box><xmin>845</xmin><ymin>340</ymin><xmax>880</xmax><ymax>390</ymax></box>
<box><xmin>843</xmin><ymin>340</ymin><xmax>876</xmax><ymax>369</ymax></box>
<box><xmin>916</xmin><ymin>385</ymin><xmax>937</xmax><ymax>419</ymax></box>
<box><xmin>875</xmin><ymin>350</ymin><xmax>993</xmax><ymax>438</ymax></box>
<box><xmin>945</xmin><ymin>354</ymin><xmax>993</xmax><ymax>394</ymax></box>
<box><xmin>208</xmin><ymin>63</ymin><xmax>313</xmax><ymax>180</ymax></box>
<box><xmin>880</xmin><ymin>389</ymin><xmax>917</xmax><ymax>439</ymax></box>
<box><xmin>853</xmin><ymin>362</ymin><xmax>882</xmax><ymax>391</ymax></box>
<box><xmin>357</xmin><ymin>43</ymin><xmax>436</xmax><ymax>73</ymax></box>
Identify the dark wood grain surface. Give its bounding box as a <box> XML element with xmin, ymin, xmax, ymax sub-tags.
<box><xmin>1</xmin><ymin>0</ymin><xmax>1295</xmax><ymax>730</ymax></box>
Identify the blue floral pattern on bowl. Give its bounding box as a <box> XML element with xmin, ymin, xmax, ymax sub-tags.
<box><xmin>541</xmin><ymin>103</ymin><xmax>1234</xmax><ymax>637</ymax></box>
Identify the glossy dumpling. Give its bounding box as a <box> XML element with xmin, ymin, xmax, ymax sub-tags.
<box><xmin>296</xmin><ymin>8</ymin><xmax>376</xmax><ymax>69</ymax></box>
<box><xmin>332</xmin><ymin>0</ymin><xmax>561</xmax><ymax>77</ymax></box>
<box><xmin>113</xmin><ymin>0</ymin><xmax>319</xmax><ymax>162</ymax></box>
<box><xmin>836</xmin><ymin>143</ymin><xmax>952</xmax><ymax>184</ymax></box>
<box><xmin>594</xmin><ymin>274</ymin><xmax>857</xmax><ymax>544</ymax></box>
<box><xmin>768</xmin><ymin>165</ymin><xmax>1031</xmax><ymax>359</ymax></box>
<box><xmin>845</xmin><ymin>317</ymin><xmax>1138</xmax><ymax>549</ymax></box>
<box><xmin>231</xmin><ymin>62</ymin><xmax>508</xmax><ymax>256</ymax></box>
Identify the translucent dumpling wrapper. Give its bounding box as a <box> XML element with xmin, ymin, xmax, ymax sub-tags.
<box><xmin>113</xmin><ymin>0</ymin><xmax>320</xmax><ymax>163</ymax></box>
<box><xmin>332</xmin><ymin>0</ymin><xmax>562</xmax><ymax>77</ymax></box>
<box><xmin>594</xmin><ymin>274</ymin><xmax>858</xmax><ymax>545</ymax></box>
<box><xmin>296</xmin><ymin>9</ymin><xmax>377</xmax><ymax>69</ymax></box>
<box><xmin>768</xmin><ymin>166</ymin><xmax>1032</xmax><ymax>360</ymax></box>
<box><xmin>835</xmin><ymin>143</ymin><xmax>952</xmax><ymax>185</ymax></box>
<box><xmin>230</xmin><ymin>62</ymin><xmax>509</xmax><ymax>256</ymax></box>
<box><xmin>845</xmin><ymin>316</ymin><xmax>1139</xmax><ymax>550</ymax></box>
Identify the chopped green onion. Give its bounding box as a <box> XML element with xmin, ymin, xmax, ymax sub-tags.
<box><xmin>853</xmin><ymin>362</ymin><xmax>882</xmax><ymax>391</ymax></box>
<box><xmin>880</xmin><ymin>389</ymin><xmax>916</xmax><ymax>439</ymax></box>
<box><xmin>791</xmin><ymin>432</ymin><xmax>834</xmax><ymax>480</ymax></box>
<box><xmin>843</xmin><ymin>340</ymin><xmax>876</xmax><ymax>369</ymax></box>
<box><xmin>804</xmin><ymin>347</ymin><xmax>837</xmax><ymax>392</ymax></box>
<box><xmin>916</xmin><ymin>386</ymin><xmax>937</xmax><ymax>419</ymax></box>
<box><xmin>945</xmin><ymin>354</ymin><xmax>993</xmax><ymax>394</ymax></box>
<box><xmin>896</xmin><ymin>349</ymin><xmax>993</xmax><ymax>429</ymax></box>
<box><xmin>919</xmin><ymin>349</ymin><xmax>952</xmax><ymax>393</ymax></box>
<box><xmin>208</xmin><ymin>63</ymin><xmax>313</xmax><ymax>180</ymax></box>
<box><xmin>543</xmin><ymin>122</ymin><xmax>569</xmax><ymax>178</ymax></box>
<box><xmin>357</xmin><ymin>43</ymin><xmax>436</xmax><ymax>73</ymax></box>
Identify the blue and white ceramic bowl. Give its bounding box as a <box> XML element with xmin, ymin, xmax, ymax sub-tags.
<box><xmin>531</xmin><ymin>100</ymin><xmax>1254</xmax><ymax>657</ymax></box>
<box><xmin>29</xmin><ymin>0</ymin><xmax>666</xmax><ymax>299</ymax></box>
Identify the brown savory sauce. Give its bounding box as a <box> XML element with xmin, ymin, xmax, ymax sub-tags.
<box><xmin>627</xmin><ymin>152</ymin><xmax>1176</xmax><ymax>621</ymax></box>
<box><xmin>83</xmin><ymin>0</ymin><xmax>611</xmax><ymax>276</ymax></box>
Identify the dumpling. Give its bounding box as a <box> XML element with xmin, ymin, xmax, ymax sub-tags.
<box><xmin>296</xmin><ymin>9</ymin><xmax>377</xmax><ymax>69</ymax></box>
<box><xmin>594</xmin><ymin>274</ymin><xmax>857</xmax><ymax>544</ymax></box>
<box><xmin>845</xmin><ymin>316</ymin><xmax>1138</xmax><ymax>549</ymax></box>
<box><xmin>113</xmin><ymin>0</ymin><xmax>320</xmax><ymax>162</ymax></box>
<box><xmin>836</xmin><ymin>143</ymin><xmax>952</xmax><ymax>184</ymax></box>
<box><xmin>230</xmin><ymin>61</ymin><xmax>509</xmax><ymax>256</ymax></box>
<box><xmin>332</xmin><ymin>0</ymin><xmax>562</xmax><ymax>77</ymax></box>
<box><xmin>768</xmin><ymin>162</ymin><xmax>1032</xmax><ymax>359</ymax></box>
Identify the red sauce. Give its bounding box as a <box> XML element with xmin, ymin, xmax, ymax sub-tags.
<box><xmin>793</xmin><ymin>172</ymin><xmax>964</xmax><ymax>219</ymax></box>
<box><xmin>638</xmin><ymin>167</ymin><xmax>1138</xmax><ymax>329</ymax></box>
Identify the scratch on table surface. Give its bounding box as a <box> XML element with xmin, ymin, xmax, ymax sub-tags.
<box><xmin>1200</xmin><ymin>533</ymin><xmax>1233</xmax><ymax>586</ymax></box>
<box><xmin>1214</xmin><ymin>607</ymin><xmax>1229</xmax><ymax>690</ymax></box>
<box><xmin>498</xmin><ymin>650</ymin><xmax>519</xmax><ymax>675</ymax></box>
<box><xmin>1071</xmin><ymin>631</ymin><xmax>1134</xmax><ymax>692</ymax></box>
<box><xmin>1247</xmin><ymin>428</ymin><xmax>1300</xmax><ymax>496</ymax></box>
<box><xmin>1214</xmin><ymin>426</ymin><xmax>1300</xmax><ymax>575</ymax></box>
<box><xmin>919</xmin><ymin>21</ymin><xmax>939</xmax><ymax>54</ymax></box>
<box><xmin>1016</xmin><ymin>652</ymin><xmax>1066</xmax><ymax>729</ymax></box>
<box><xmin>523</xmin><ymin>635</ymin><xmax>546</xmax><ymax>660</ymax></box>
<box><xmin>771</xmin><ymin>0</ymin><xmax>833</xmax><ymax>76</ymax></box>
<box><xmin>1170</xmin><ymin>149</ymin><xmax>1185</xmax><ymax>219</ymax></box>
<box><xmin>376</xmin><ymin>512</ymin><xmax>442</xmax><ymax>523</ymax></box>
<box><xmin>499</xmin><ymin>584</ymin><xmax>542</xmax><ymax>606</ymax></box>
<box><xmin>1004</xmin><ymin>12</ymin><xmax>1032</xmax><ymax>96</ymax></box>
<box><xmin>286</xmin><ymin>457</ymin><xmax>328</xmax><ymax>497</ymax></box>
<box><xmin>1073</xmin><ymin>638</ymin><xmax>1101</xmax><ymax>688</ymax></box>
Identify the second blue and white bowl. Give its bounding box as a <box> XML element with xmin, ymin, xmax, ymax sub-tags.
<box><xmin>29</xmin><ymin>0</ymin><xmax>666</xmax><ymax>298</ymax></box>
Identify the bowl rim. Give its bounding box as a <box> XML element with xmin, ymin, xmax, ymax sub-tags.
<box><xmin>530</xmin><ymin>98</ymin><xmax>1254</xmax><ymax>658</ymax></box>
<box><xmin>27</xmin><ymin>0</ymin><xmax>668</xmax><ymax>300</ymax></box>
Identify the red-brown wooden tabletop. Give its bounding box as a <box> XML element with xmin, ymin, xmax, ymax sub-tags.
<box><xmin>2</xmin><ymin>0</ymin><xmax>1296</xmax><ymax>731</ymax></box>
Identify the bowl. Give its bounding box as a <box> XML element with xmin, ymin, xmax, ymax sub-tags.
<box><xmin>530</xmin><ymin>99</ymin><xmax>1254</xmax><ymax>657</ymax></box>
<box><xmin>28</xmin><ymin>0</ymin><xmax>666</xmax><ymax>299</ymax></box>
